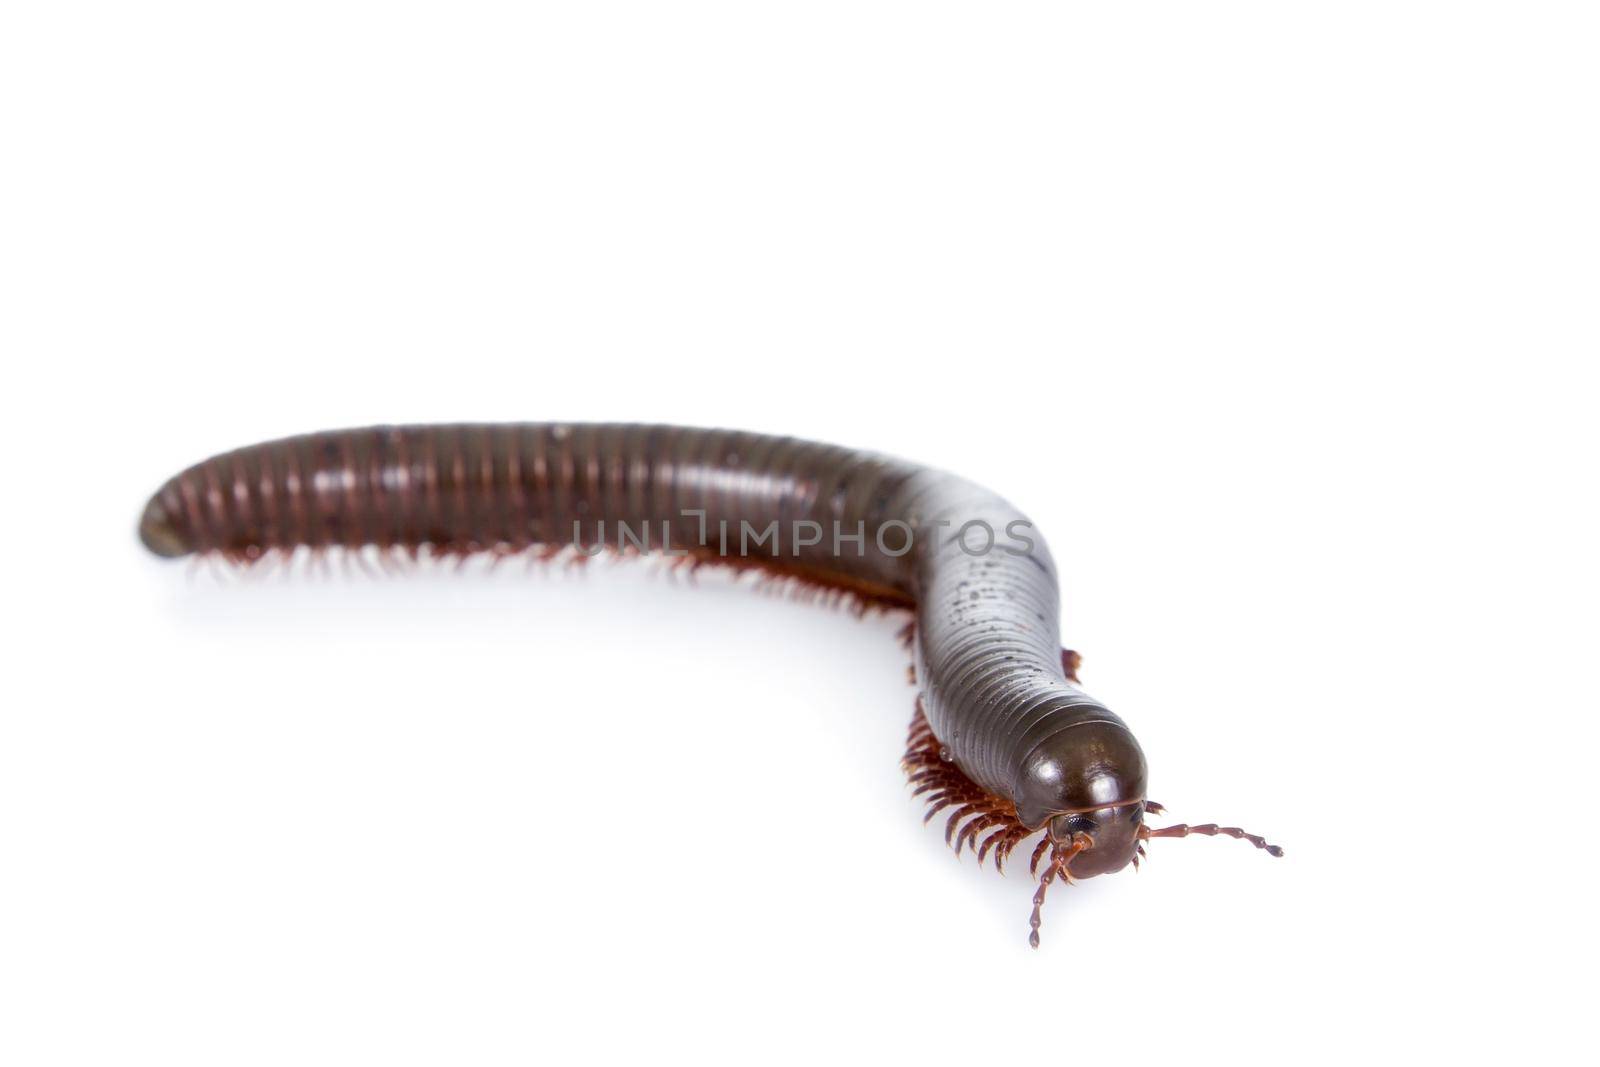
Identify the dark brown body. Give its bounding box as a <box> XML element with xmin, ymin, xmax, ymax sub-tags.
<box><xmin>141</xmin><ymin>424</ymin><xmax>1149</xmax><ymax>877</ymax></box>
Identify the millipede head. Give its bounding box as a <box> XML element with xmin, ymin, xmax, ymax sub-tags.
<box><xmin>1044</xmin><ymin>799</ymin><xmax>1148</xmax><ymax>880</ymax></box>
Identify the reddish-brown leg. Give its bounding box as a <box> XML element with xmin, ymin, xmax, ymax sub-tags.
<box><xmin>903</xmin><ymin>703</ymin><xmax>1044</xmax><ymax>873</ymax></box>
<box><xmin>897</xmin><ymin>620</ymin><xmax>917</xmax><ymax>649</ymax></box>
<box><xmin>1027</xmin><ymin>835</ymin><xmax>1053</xmax><ymax>876</ymax></box>
<box><xmin>1060</xmin><ymin>648</ymin><xmax>1082</xmax><ymax>683</ymax></box>
<box><xmin>955</xmin><ymin>812</ymin><xmax>1007</xmax><ymax>856</ymax></box>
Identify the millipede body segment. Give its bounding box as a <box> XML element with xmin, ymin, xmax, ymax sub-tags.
<box><xmin>140</xmin><ymin>423</ymin><xmax>1280</xmax><ymax>945</ymax></box>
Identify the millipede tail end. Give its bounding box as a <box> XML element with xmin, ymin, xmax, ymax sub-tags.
<box><xmin>138</xmin><ymin>499</ymin><xmax>192</xmax><ymax>559</ymax></box>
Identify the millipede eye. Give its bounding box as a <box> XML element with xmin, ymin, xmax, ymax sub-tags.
<box><xmin>1065</xmin><ymin>815</ymin><xmax>1096</xmax><ymax>834</ymax></box>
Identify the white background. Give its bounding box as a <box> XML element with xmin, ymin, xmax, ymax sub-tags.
<box><xmin>2</xmin><ymin>4</ymin><xmax>1595</xmax><ymax>1065</ymax></box>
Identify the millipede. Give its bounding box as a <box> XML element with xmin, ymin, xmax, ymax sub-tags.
<box><xmin>139</xmin><ymin>422</ymin><xmax>1282</xmax><ymax>946</ymax></box>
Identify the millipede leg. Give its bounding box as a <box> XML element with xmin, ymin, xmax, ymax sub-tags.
<box><xmin>897</xmin><ymin>620</ymin><xmax>917</xmax><ymax>649</ymax></box>
<box><xmin>976</xmin><ymin>826</ymin><xmax>1013</xmax><ymax>868</ymax></box>
<box><xmin>902</xmin><ymin>701</ymin><xmax>1030</xmax><ymax>865</ymax></box>
<box><xmin>955</xmin><ymin>812</ymin><xmax>1006</xmax><ymax>856</ymax></box>
<box><xmin>996</xmin><ymin>829</ymin><xmax>1035</xmax><ymax>872</ymax></box>
<box><xmin>1028</xmin><ymin>836</ymin><xmax>1052</xmax><ymax>876</ymax></box>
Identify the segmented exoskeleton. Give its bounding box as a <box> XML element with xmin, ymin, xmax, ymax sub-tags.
<box><xmin>140</xmin><ymin>423</ymin><xmax>1280</xmax><ymax>945</ymax></box>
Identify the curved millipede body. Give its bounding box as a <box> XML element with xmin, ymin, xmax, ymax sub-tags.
<box><xmin>140</xmin><ymin>423</ymin><xmax>1281</xmax><ymax>945</ymax></box>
